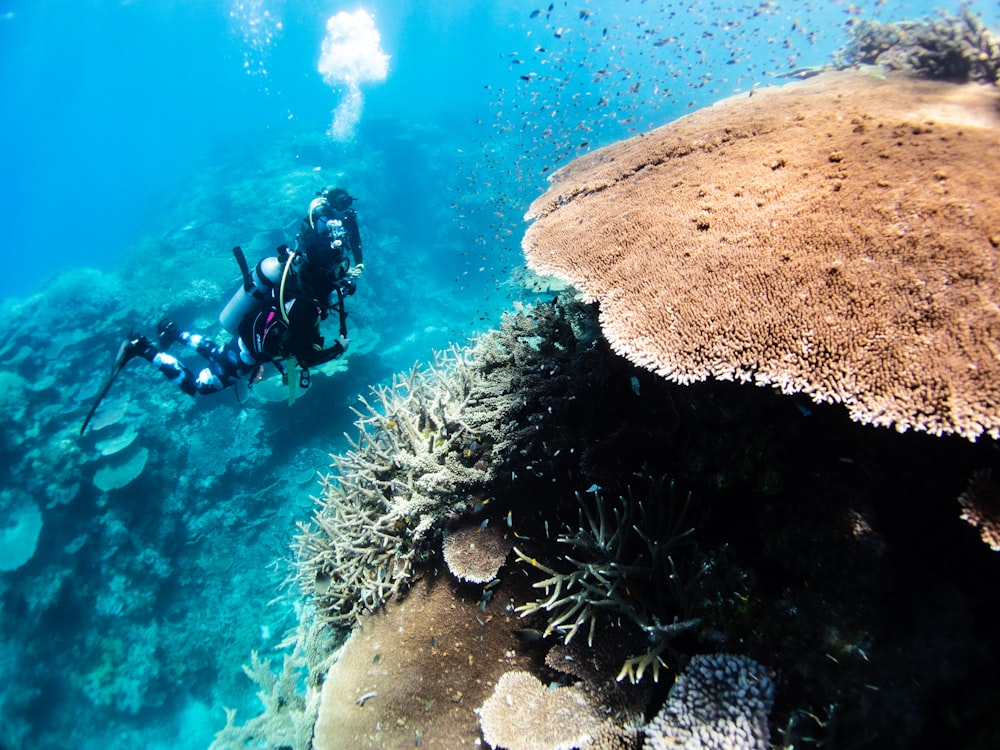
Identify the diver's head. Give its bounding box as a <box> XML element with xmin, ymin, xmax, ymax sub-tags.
<box><xmin>322</xmin><ymin>186</ymin><xmax>355</xmax><ymax>212</ymax></box>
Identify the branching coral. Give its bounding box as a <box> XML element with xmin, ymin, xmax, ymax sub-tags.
<box><xmin>514</xmin><ymin>479</ymin><xmax>705</xmax><ymax>683</ymax></box>
<box><xmin>210</xmin><ymin>616</ymin><xmax>338</xmax><ymax>750</ymax></box>
<box><xmin>845</xmin><ymin>5</ymin><xmax>1000</xmax><ymax>83</ymax></box>
<box><xmin>958</xmin><ymin>468</ymin><xmax>1000</xmax><ymax>552</ymax></box>
<box><xmin>295</xmin><ymin>345</ymin><xmax>488</xmax><ymax>627</ymax></box>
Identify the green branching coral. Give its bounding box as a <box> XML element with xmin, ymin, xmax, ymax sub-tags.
<box><xmin>514</xmin><ymin>478</ymin><xmax>706</xmax><ymax>683</ymax></box>
<box><xmin>844</xmin><ymin>5</ymin><xmax>1000</xmax><ymax>83</ymax></box>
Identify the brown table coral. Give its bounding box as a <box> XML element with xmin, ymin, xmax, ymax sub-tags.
<box><xmin>522</xmin><ymin>68</ymin><xmax>1000</xmax><ymax>440</ymax></box>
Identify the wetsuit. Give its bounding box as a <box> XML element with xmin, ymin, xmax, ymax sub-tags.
<box><xmin>140</xmin><ymin>293</ymin><xmax>346</xmax><ymax>396</ymax></box>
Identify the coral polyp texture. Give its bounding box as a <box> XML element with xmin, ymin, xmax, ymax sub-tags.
<box><xmin>442</xmin><ymin>522</ymin><xmax>513</xmax><ymax>584</ymax></box>
<box><xmin>295</xmin><ymin>346</ymin><xmax>487</xmax><ymax>627</ymax></box>
<box><xmin>642</xmin><ymin>653</ymin><xmax>775</xmax><ymax>750</ymax></box>
<box><xmin>522</xmin><ymin>68</ymin><xmax>1000</xmax><ymax>440</ymax></box>
<box><xmin>477</xmin><ymin>670</ymin><xmax>604</xmax><ymax>750</ymax></box>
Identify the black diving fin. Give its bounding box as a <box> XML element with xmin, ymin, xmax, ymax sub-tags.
<box><xmin>80</xmin><ymin>335</ymin><xmax>139</xmax><ymax>436</ymax></box>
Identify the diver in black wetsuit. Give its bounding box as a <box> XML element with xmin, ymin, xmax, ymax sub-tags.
<box><xmin>80</xmin><ymin>192</ymin><xmax>363</xmax><ymax>434</ymax></box>
<box><xmin>296</xmin><ymin>186</ymin><xmax>364</xmax><ymax>273</ymax></box>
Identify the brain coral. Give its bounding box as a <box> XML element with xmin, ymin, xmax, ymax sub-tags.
<box><xmin>523</xmin><ymin>69</ymin><xmax>1000</xmax><ymax>440</ymax></box>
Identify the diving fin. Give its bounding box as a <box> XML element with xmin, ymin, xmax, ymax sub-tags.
<box><xmin>79</xmin><ymin>335</ymin><xmax>142</xmax><ymax>436</ymax></box>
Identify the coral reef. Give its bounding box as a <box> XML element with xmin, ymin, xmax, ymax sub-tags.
<box><xmin>312</xmin><ymin>574</ymin><xmax>538</xmax><ymax>750</ymax></box>
<box><xmin>210</xmin><ymin>615</ymin><xmax>338</xmax><ymax>750</ymax></box>
<box><xmin>288</xmin><ymin>291</ymin><xmax>1000</xmax><ymax>749</ymax></box>
<box><xmin>0</xmin><ymin>120</ymin><xmax>523</xmax><ymax>748</ymax></box>
<box><xmin>294</xmin><ymin>299</ymin><xmax>607</xmax><ymax>627</ymax></box>
<box><xmin>522</xmin><ymin>68</ymin><xmax>1000</xmax><ymax>440</ymax></box>
<box><xmin>294</xmin><ymin>345</ymin><xmax>490</xmax><ymax>627</ymax></box>
<box><xmin>642</xmin><ymin>653</ymin><xmax>775</xmax><ymax>750</ymax></box>
<box><xmin>845</xmin><ymin>6</ymin><xmax>1000</xmax><ymax>83</ymax></box>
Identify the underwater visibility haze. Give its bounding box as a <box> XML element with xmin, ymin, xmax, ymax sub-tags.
<box><xmin>2</xmin><ymin>1</ymin><xmax>1000</xmax><ymax>748</ymax></box>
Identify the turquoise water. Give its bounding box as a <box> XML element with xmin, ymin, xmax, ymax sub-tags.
<box><xmin>1</xmin><ymin>1</ymin><xmax>997</xmax><ymax>748</ymax></box>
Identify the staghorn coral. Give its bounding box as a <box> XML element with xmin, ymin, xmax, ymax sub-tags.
<box><xmin>845</xmin><ymin>6</ymin><xmax>1000</xmax><ymax>84</ymax></box>
<box><xmin>442</xmin><ymin>522</ymin><xmax>513</xmax><ymax>584</ymax></box>
<box><xmin>957</xmin><ymin>468</ymin><xmax>1000</xmax><ymax>551</ymax></box>
<box><xmin>295</xmin><ymin>346</ymin><xmax>486</xmax><ymax>627</ymax></box>
<box><xmin>210</xmin><ymin>614</ymin><xmax>339</xmax><ymax>750</ymax></box>
<box><xmin>642</xmin><ymin>653</ymin><xmax>775</xmax><ymax>750</ymax></box>
<box><xmin>295</xmin><ymin>299</ymin><xmax>608</xmax><ymax>627</ymax></box>
<box><xmin>514</xmin><ymin>479</ymin><xmax>704</xmax><ymax>683</ymax></box>
<box><xmin>522</xmin><ymin>68</ymin><xmax>1000</xmax><ymax>440</ymax></box>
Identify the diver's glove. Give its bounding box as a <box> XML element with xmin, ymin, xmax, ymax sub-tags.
<box><xmin>308</xmin><ymin>336</ymin><xmax>349</xmax><ymax>366</ymax></box>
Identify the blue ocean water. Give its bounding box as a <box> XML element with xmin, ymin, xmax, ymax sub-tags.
<box><xmin>1</xmin><ymin>1</ymin><xmax>997</xmax><ymax>748</ymax></box>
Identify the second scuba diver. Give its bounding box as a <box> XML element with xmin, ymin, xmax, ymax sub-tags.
<box><xmin>81</xmin><ymin>187</ymin><xmax>364</xmax><ymax>434</ymax></box>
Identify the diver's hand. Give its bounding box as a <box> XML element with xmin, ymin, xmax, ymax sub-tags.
<box><xmin>348</xmin><ymin>263</ymin><xmax>364</xmax><ymax>280</ymax></box>
<box><xmin>336</xmin><ymin>335</ymin><xmax>350</xmax><ymax>353</ymax></box>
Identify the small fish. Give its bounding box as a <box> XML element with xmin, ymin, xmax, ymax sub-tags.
<box><xmin>630</xmin><ymin>375</ymin><xmax>641</xmax><ymax>396</ymax></box>
<box><xmin>515</xmin><ymin>628</ymin><xmax>546</xmax><ymax>642</ymax></box>
<box><xmin>355</xmin><ymin>691</ymin><xmax>378</xmax><ymax>706</ymax></box>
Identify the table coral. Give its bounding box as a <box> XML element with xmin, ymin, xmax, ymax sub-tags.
<box><xmin>522</xmin><ymin>69</ymin><xmax>1000</xmax><ymax>440</ymax></box>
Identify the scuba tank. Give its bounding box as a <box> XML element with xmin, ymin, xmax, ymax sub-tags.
<box><xmin>219</xmin><ymin>246</ymin><xmax>286</xmax><ymax>334</ymax></box>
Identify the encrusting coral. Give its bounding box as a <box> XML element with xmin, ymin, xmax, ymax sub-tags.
<box><xmin>522</xmin><ymin>68</ymin><xmax>1000</xmax><ymax>440</ymax></box>
<box><xmin>642</xmin><ymin>653</ymin><xmax>775</xmax><ymax>750</ymax></box>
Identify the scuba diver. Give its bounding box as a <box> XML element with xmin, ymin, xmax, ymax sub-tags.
<box><xmin>298</xmin><ymin>186</ymin><xmax>363</xmax><ymax>276</ymax></box>
<box><xmin>80</xmin><ymin>187</ymin><xmax>364</xmax><ymax>435</ymax></box>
